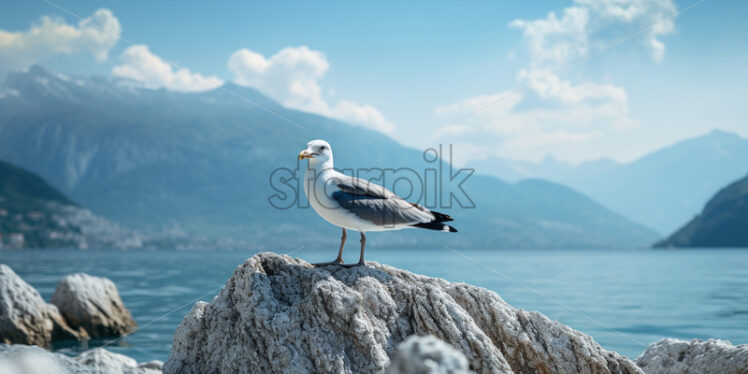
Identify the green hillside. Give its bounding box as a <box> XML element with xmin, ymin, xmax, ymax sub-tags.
<box><xmin>0</xmin><ymin>160</ymin><xmax>79</xmax><ymax>248</ymax></box>
<box><xmin>655</xmin><ymin>174</ymin><xmax>748</xmax><ymax>247</ymax></box>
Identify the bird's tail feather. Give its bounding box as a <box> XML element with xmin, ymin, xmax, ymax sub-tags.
<box><xmin>411</xmin><ymin>222</ymin><xmax>458</xmax><ymax>232</ymax></box>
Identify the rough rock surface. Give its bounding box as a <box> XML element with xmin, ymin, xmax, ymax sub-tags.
<box><xmin>636</xmin><ymin>338</ymin><xmax>748</xmax><ymax>374</ymax></box>
<box><xmin>165</xmin><ymin>252</ymin><xmax>642</xmax><ymax>374</ymax></box>
<box><xmin>51</xmin><ymin>273</ymin><xmax>137</xmax><ymax>338</ymax></box>
<box><xmin>386</xmin><ymin>335</ymin><xmax>471</xmax><ymax>374</ymax></box>
<box><xmin>0</xmin><ymin>264</ymin><xmax>87</xmax><ymax>346</ymax></box>
<box><xmin>0</xmin><ymin>344</ymin><xmax>162</xmax><ymax>374</ymax></box>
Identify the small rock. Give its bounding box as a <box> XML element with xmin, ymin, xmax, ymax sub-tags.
<box><xmin>0</xmin><ymin>264</ymin><xmax>87</xmax><ymax>347</ymax></box>
<box><xmin>138</xmin><ymin>361</ymin><xmax>165</xmax><ymax>372</ymax></box>
<box><xmin>0</xmin><ymin>344</ymin><xmax>162</xmax><ymax>374</ymax></box>
<box><xmin>51</xmin><ymin>273</ymin><xmax>137</xmax><ymax>338</ymax></box>
<box><xmin>73</xmin><ymin>348</ymin><xmax>162</xmax><ymax>373</ymax></box>
<box><xmin>386</xmin><ymin>335</ymin><xmax>471</xmax><ymax>374</ymax></box>
<box><xmin>636</xmin><ymin>338</ymin><xmax>748</xmax><ymax>374</ymax></box>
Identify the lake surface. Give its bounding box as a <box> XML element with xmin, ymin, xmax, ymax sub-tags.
<box><xmin>2</xmin><ymin>248</ymin><xmax>747</xmax><ymax>363</ymax></box>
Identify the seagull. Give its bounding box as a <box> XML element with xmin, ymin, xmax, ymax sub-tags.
<box><xmin>298</xmin><ymin>139</ymin><xmax>457</xmax><ymax>267</ymax></box>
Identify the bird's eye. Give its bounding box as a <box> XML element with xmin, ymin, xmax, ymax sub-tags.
<box><xmin>320</xmin><ymin>146</ymin><xmax>326</xmax><ymax>150</ymax></box>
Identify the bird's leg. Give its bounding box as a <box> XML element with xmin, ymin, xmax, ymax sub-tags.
<box><xmin>313</xmin><ymin>228</ymin><xmax>346</xmax><ymax>266</ymax></box>
<box><xmin>335</xmin><ymin>228</ymin><xmax>347</xmax><ymax>263</ymax></box>
<box><xmin>342</xmin><ymin>232</ymin><xmax>366</xmax><ymax>268</ymax></box>
<box><xmin>358</xmin><ymin>232</ymin><xmax>366</xmax><ymax>265</ymax></box>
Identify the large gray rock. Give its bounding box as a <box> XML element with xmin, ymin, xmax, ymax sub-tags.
<box><xmin>386</xmin><ymin>335</ymin><xmax>471</xmax><ymax>374</ymax></box>
<box><xmin>165</xmin><ymin>252</ymin><xmax>642</xmax><ymax>374</ymax></box>
<box><xmin>51</xmin><ymin>273</ymin><xmax>137</xmax><ymax>338</ymax></box>
<box><xmin>0</xmin><ymin>344</ymin><xmax>162</xmax><ymax>374</ymax></box>
<box><xmin>636</xmin><ymin>338</ymin><xmax>748</xmax><ymax>374</ymax></box>
<box><xmin>0</xmin><ymin>264</ymin><xmax>87</xmax><ymax>346</ymax></box>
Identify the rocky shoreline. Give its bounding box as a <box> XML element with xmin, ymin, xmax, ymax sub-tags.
<box><xmin>0</xmin><ymin>264</ymin><xmax>136</xmax><ymax>347</ymax></box>
<box><xmin>2</xmin><ymin>253</ymin><xmax>747</xmax><ymax>373</ymax></box>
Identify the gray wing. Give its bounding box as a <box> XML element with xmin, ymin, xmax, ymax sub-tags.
<box><xmin>331</xmin><ymin>175</ymin><xmax>434</xmax><ymax>227</ymax></box>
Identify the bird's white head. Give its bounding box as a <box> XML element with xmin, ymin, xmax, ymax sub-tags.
<box><xmin>299</xmin><ymin>139</ymin><xmax>333</xmax><ymax>169</ymax></box>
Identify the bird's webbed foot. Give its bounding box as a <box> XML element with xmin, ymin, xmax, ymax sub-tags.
<box><xmin>312</xmin><ymin>259</ymin><xmax>345</xmax><ymax>267</ymax></box>
<box><xmin>339</xmin><ymin>261</ymin><xmax>365</xmax><ymax>268</ymax></box>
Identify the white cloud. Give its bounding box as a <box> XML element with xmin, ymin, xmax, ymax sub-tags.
<box><xmin>433</xmin><ymin>81</ymin><xmax>637</xmax><ymax>163</ymax></box>
<box><xmin>432</xmin><ymin>0</ymin><xmax>674</xmax><ymax>163</ymax></box>
<box><xmin>433</xmin><ymin>72</ymin><xmax>634</xmax><ymax>163</ymax></box>
<box><xmin>330</xmin><ymin>100</ymin><xmax>395</xmax><ymax>133</ymax></box>
<box><xmin>433</xmin><ymin>91</ymin><xmax>619</xmax><ymax>163</ymax></box>
<box><xmin>576</xmin><ymin>0</ymin><xmax>676</xmax><ymax>62</ymax></box>
<box><xmin>511</xmin><ymin>0</ymin><xmax>677</xmax><ymax>67</ymax></box>
<box><xmin>517</xmin><ymin>68</ymin><xmax>627</xmax><ymax>104</ymax></box>
<box><xmin>228</xmin><ymin>47</ymin><xmax>328</xmax><ymax>112</ymax></box>
<box><xmin>228</xmin><ymin>46</ymin><xmax>394</xmax><ymax>134</ymax></box>
<box><xmin>0</xmin><ymin>9</ymin><xmax>120</xmax><ymax>76</ymax></box>
<box><xmin>434</xmin><ymin>92</ymin><xmax>524</xmax><ymax>119</ymax></box>
<box><xmin>112</xmin><ymin>45</ymin><xmax>223</xmax><ymax>92</ymax></box>
<box><xmin>509</xmin><ymin>6</ymin><xmax>590</xmax><ymax>68</ymax></box>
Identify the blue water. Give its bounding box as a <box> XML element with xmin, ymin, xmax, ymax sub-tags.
<box><xmin>1</xmin><ymin>248</ymin><xmax>747</xmax><ymax>363</ymax></box>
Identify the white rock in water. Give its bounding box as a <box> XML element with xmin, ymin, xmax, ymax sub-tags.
<box><xmin>73</xmin><ymin>348</ymin><xmax>163</xmax><ymax>374</ymax></box>
<box><xmin>386</xmin><ymin>335</ymin><xmax>471</xmax><ymax>374</ymax></box>
<box><xmin>164</xmin><ymin>252</ymin><xmax>642</xmax><ymax>374</ymax></box>
<box><xmin>0</xmin><ymin>264</ymin><xmax>87</xmax><ymax>346</ymax></box>
<box><xmin>51</xmin><ymin>273</ymin><xmax>137</xmax><ymax>338</ymax></box>
<box><xmin>0</xmin><ymin>344</ymin><xmax>162</xmax><ymax>374</ymax></box>
<box><xmin>636</xmin><ymin>338</ymin><xmax>748</xmax><ymax>374</ymax></box>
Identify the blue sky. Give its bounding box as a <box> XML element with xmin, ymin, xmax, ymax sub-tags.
<box><xmin>1</xmin><ymin>0</ymin><xmax>746</xmax><ymax>164</ymax></box>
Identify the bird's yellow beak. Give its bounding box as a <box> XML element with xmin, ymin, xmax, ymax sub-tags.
<box><xmin>298</xmin><ymin>150</ymin><xmax>314</xmax><ymax>160</ymax></box>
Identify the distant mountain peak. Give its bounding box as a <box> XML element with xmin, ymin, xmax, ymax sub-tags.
<box><xmin>539</xmin><ymin>154</ymin><xmax>562</xmax><ymax>166</ymax></box>
<box><xmin>4</xmin><ymin>65</ymin><xmax>83</xmax><ymax>101</ymax></box>
<box><xmin>26</xmin><ymin>64</ymin><xmax>53</xmax><ymax>77</ymax></box>
<box><xmin>706</xmin><ymin>128</ymin><xmax>740</xmax><ymax>139</ymax></box>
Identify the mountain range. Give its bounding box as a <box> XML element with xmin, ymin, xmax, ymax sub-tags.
<box><xmin>656</xmin><ymin>173</ymin><xmax>748</xmax><ymax>247</ymax></box>
<box><xmin>471</xmin><ymin>130</ymin><xmax>748</xmax><ymax>235</ymax></box>
<box><xmin>0</xmin><ymin>66</ymin><xmax>659</xmax><ymax>249</ymax></box>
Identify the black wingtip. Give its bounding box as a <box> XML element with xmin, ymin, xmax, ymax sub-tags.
<box><xmin>430</xmin><ymin>210</ymin><xmax>454</xmax><ymax>222</ymax></box>
<box><xmin>449</xmin><ymin>226</ymin><xmax>458</xmax><ymax>233</ymax></box>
